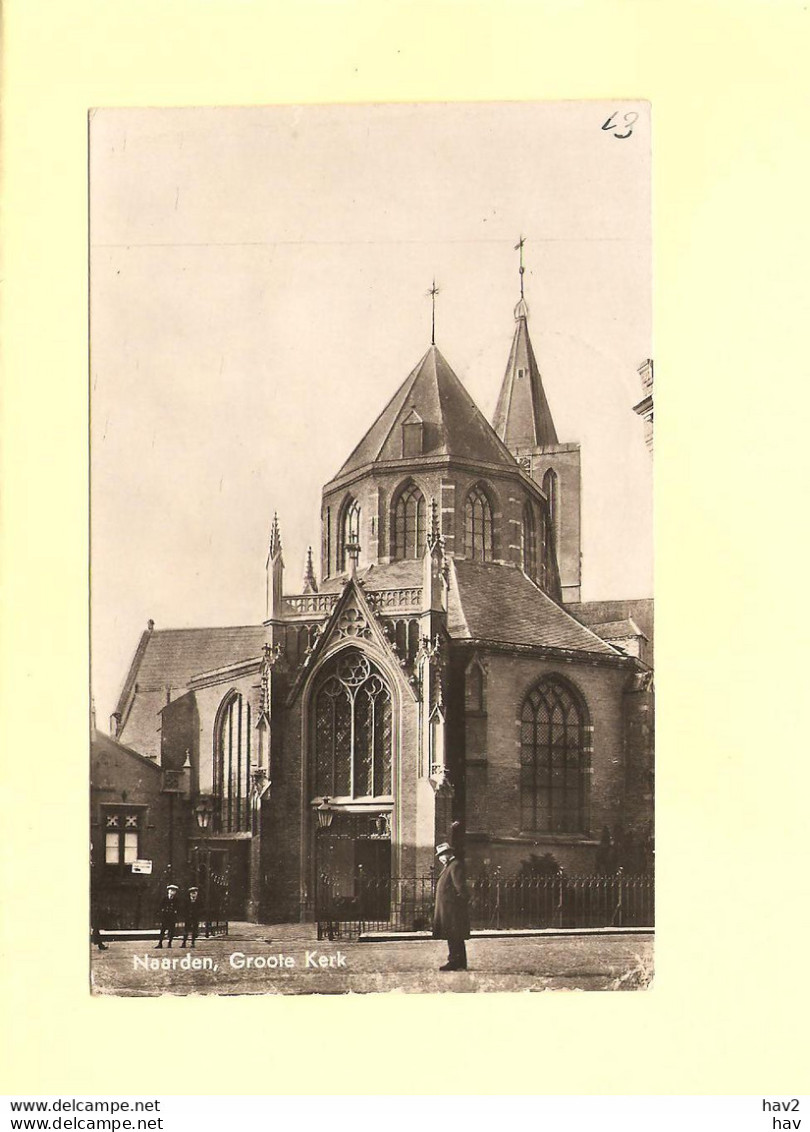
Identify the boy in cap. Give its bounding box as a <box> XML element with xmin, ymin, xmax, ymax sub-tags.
<box><xmin>433</xmin><ymin>841</ymin><xmax>470</xmax><ymax>971</ymax></box>
<box><xmin>181</xmin><ymin>885</ymin><xmax>202</xmax><ymax>948</ymax></box>
<box><xmin>156</xmin><ymin>883</ymin><xmax>180</xmax><ymax>948</ymax></box>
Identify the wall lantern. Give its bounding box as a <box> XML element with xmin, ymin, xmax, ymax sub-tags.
<box><xmin>316</xmin><ymin>797</ymin><xmax>334</xmax><ymax>830</ymax></box>
<box><xmin>251</xmin><ymin>767</ymin><xmax>270</xmax><ymax>796</ymax></box>
<box><xmin>194</xmin><ymin>797</ymin><xmax>214</xmax><ymax>832</ymax></box>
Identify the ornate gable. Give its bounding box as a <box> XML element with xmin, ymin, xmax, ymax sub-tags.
<box><xmin>286</xmin><ymin>576</ymin><xmax>416</xmax><ymax>704</ymax></box>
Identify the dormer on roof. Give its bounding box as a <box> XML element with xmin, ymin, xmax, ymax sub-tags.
<box><xmin>401</xmin><ymin>406</ymin><xmax>424</xmax><ymax>458</ymax></box>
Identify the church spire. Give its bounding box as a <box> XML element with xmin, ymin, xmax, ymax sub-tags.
<box><xmin>266</xmin><ymin>513</ymin><xmax>284</xmax><ymax>619</ymax></box>
<box><xmin>267</xmin><ymin>512</ymin><xmax>283</xmax><ymax>564</ymax></box>
<box><xmin>492</xmin><ymin>239</ymin><xmax>558</xmax><ymax>448</ymax></box>
<box><xmin>302</xmin><ymin>546</ymin><xmax>318</xmax><ymax>594</ymax></box>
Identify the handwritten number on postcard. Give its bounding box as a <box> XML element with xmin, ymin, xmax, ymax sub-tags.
<box><xmin>602</xmin><ymin>111</ymin><xmax>638</xmax><ymax>139</ymax></box>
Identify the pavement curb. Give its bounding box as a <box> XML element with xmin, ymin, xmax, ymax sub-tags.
<box><xmin>359</xmin><ymin>926</ymin><xmax>654</xmax><ymax>942</ymax></box>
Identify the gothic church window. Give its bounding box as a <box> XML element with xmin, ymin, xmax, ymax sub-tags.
<box><xmin>542</xmin><ymin>468</ymin><xmax>558</xmax><ymax>539</ymax></box>
<box><xmin>520</xmin><ymin>677</ymin><xmax>588</xmax><ymax>834</ymax></box>
<box><xmin>214</xmin><ymin>692</ymin><xmax>252</xmax><ymax>833</ymax></box>
<box><xmin>465</xmin><ymin>483</ymin><xmax>494</xmax><ymax>561</ymax></box>
<box><xmin>392</xmin><ymin>481</ymin><xmax>426</xmax><ymax>559</ymax></box>
<box><xmin>538</xmin><ymin>503</ymin><xmax>550</xmax><ymax>589</ymax></box>
<box><xmin>521</xmin><ymin>500</ymin><xmax>537</xmax><ymax>579</ymax></box>
<box><xmin>313</xmin><ymin>649</ymin><xmax>393</xmax><ymax>799</ymax></box>
<box><xmin>338</xmin><ymin>497</ymin><xmax>361</xmax><ymax>572</ymax></box>
<box><xmin>464</xmin><ymin>659</ymin><xmax>487</xmax><ymax>763</ymax></box>
<box><xmin>465</xmin><ymin>663</ymin><xmax>484</xmax><ymax>713</ymax></box>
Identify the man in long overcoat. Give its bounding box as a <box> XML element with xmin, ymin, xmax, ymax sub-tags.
<box><xmin>156</xmin><ymin>883</ymin><xmax>180</xmax><ymax>948</ymax></box>
<box><xmin>433</xmin><ymin>842</ymin><xmax>470</xmax><ymax>971</ymax></box>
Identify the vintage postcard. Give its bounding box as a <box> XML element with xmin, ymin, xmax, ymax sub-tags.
<box><xmin>89</xmin><ymin>101</ymin><xmax>653</xmax><ymax>996</ymax></box>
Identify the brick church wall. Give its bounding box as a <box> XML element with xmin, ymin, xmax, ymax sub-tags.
<box><xmin>265</xmin><ymin>684</ymin><xmax>305</xmax><ymax>922</ymax></box>
<box><xmin>621</xmin><ymin>677</ymin><xmax>655</xmax><ymax>837</ymax></box>
<box><xmin>457</xmin><ymin>649</ymin><xmax>631</xmax><ymax>875</ymax></box>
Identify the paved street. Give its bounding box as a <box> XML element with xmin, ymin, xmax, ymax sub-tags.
<box><xmin>91</xmin><ymin>924</ymin><xmax>654</xmax><ymax>996</ymax></box>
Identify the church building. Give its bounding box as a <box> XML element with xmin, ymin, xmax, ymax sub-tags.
<box><xmin>104</xmin><ymin>276</ymin><xmax>654</xmax><ymax>924</ymax></box>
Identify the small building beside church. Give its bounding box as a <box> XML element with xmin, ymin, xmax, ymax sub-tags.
<box><xmin>101</xmin><ymin>283</ymin><xmax>654</xmax><ymax>924</ymax></box>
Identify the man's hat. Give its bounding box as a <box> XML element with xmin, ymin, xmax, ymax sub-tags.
<box><xmin>166</xmin><ymin>883</ymin><xmax>179</xmax><ymax>892</ymax></box>
<box><xmin>188</xmin><ymin>886</ymin><xmax>199</xmax><ymax>894</ymax></box>
<box><xmin>435</xmin><ymin>842</ymin><xmax>452</xmax><ymax>856</ymax></box>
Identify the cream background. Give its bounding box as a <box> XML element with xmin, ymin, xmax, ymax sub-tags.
<box><xmin>2</xmin><ymin>0</ymin><xmax>809</xmax><ymax>1096</ymax></box>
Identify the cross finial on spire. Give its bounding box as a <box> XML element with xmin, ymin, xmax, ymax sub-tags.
<box><xmin>427</xmin><ymin>279</ymin><xmax>440</xmax><ymax>345</ymax></box>
<box><xmin>514</xmin><ymin>235</ymin><xmax>526</xmax><ymax>299</ymax></box>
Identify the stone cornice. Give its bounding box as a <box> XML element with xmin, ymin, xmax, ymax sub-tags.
<box><xmin>449</xmin><ymin>637</ymin><xmax>633</xmax><ymax>669</ymax></box>
<box><xmin>322</xmin><ymin>453</ymin><xmax>547</xmax><ymax>503</ymax></box>
<box><xmin>187</xmin><ymin>656</ymin><xmax>262</xmax><ymax>690</ymax></box>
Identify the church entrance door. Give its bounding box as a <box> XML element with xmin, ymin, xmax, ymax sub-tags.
<box><xmin>315</xmin><ymin>811</ymin><xmax>391</xmax><ymax>922</ymax></box>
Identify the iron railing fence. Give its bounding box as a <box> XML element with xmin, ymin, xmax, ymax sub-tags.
<box><xmin>468</xmin><ymin>873</ymin><xmax>654</xmax><ymax>931</ymax></box>
<box><xmin>317</xmin><ymin>876</ymin><xmax>436</xmax><ymax>939</ymax></box>
<box><xmin>316</xmin><ymin>872</ymin><xmax>654</xmax><ymax>940</ymax></box>
<box><xmin>92</xmin><ymin>883</ymin><xmax>229</xmax><ymax>937</ymax></box>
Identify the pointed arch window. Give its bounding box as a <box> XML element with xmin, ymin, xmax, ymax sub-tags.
<box><xmin>465</xmin><ymin>484</ymin><xmax>494</xmax><ymax>561</ymax></box>
<box><xmin>464</xmin><ymin>658</ymin><xmax>488</xmax><ymax>763</ymax></box>
<box><xmin>313</xmin><ymin>649</ymin><xmax>393</xmax><ymax>800</ymax></box>
<box><xmin>542</xmin><ymin>468</ymin><xmax>558</xmax><ymax>539</ymax></box>
<box><xmin>214</xmin><ymin>692</ymin><xmax>252</xmax><ymax>833</ymax></box>
<box><xmin>538</xmin><ymin>502</ymin><xmax>550</xmax><ymax>590</ymax></box>
<box><xmin>392</xmin><ymin>482</ymin><xmax>426</xmax><ymax>559</ymax></box>
<box><xmin>520</xmin><ymin>677</ymin><xmax>589</xmax><ymax>834</ymax></box>
<box><xmin>465</xmin><ymin>663</ymin><xmax>485</xmax><ymax>714</ymax></box>
<box><xmin>339</xmin><ymin>497</ymin><xmax>361</xmax><ymax>572</ymax></box>
<box><xmin>521</xmin><ymin>500</ymin><xmax>537</xmax><ymax>579</ymax></box>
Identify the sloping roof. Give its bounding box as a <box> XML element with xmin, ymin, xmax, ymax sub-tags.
<box><xmin>319</xmin><ymin>559</ymin><xmax>424</xmax><ymax>593</ymax></box>
<box><xmin>115</xmin><ymin>625</ymin><xmax>267</xmax><ymax>758</ymax></box>
<box><xmin>567</xmin><ymin>598</ymin><xmax>654</xmax><ymax>664</ymax></box>
<box><xmin>492</xmin><ymin>303</ymin><xmax>558</xmax><ymax>448</ymax></box>
<box><xmin>590</xmin><ymin>618</ymin><xmax>646</xmax><ymax>640</ymax></box>
<box><xmin>448</xmin><ymin>560</ymin><xmax>619</xmax><ymax>656</ymax></box>
<box><xmin>333</xmin><ymin>345</ymin><xmax>519</xmax><ymax>480</ymax></box>
<box><xmin>91</xmin><ymin>726</ymin><xmax>162</xmax><ymax>771</ymax></box>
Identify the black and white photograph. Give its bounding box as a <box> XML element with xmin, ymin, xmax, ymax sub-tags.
<box><xmin>89</xmin><ymin>101</ymin><xmax>653</xmax><ymax>995</ymax></box>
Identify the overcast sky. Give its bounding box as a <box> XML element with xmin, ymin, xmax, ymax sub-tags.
<box><xmin>90</xmin><ymin>102</ymin><xmax>652</xmax><ymax>725</ymax></box>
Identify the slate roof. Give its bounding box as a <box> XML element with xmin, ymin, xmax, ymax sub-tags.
<box><xmin>115</xmin><ymin>625</ymin><xmax>267</xmax><ymax>759</ymax></box>
<box><xmin>91</xmin><ymin>726</ymin><xmax>162</xmax><ymax>771</ymax></box>
<box><xmin>333</xmin><ymin>345</ymin><xmax>519</xmax><ymax>480</ymax></box>
<box><xmin>589</xmin><ymin>618</ymin><xmax>646</xmax><ymax>640</ymax></box>
<box><xmin>319</xmin><ymin>559</ymin><xmax>424</xmax><ymax>593</ymax></box>
<box><xmin>492</xmin><ymin>304</ymin><xmax>559</xmax><ymax>448</ymax></box>
<box><xmin>567</xmin><ymin>598</ymin><xmax>654</xmax><ymax>664</ymax></box>
<box><xmin>448</xmin><ymin>560</ymin><xmax>620</xmax><ymax>656</ymax></box>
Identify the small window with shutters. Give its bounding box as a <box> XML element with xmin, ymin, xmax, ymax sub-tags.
<box><xmin>103</xmin><ymin>808</ymin><xmax>144</xmax><ymax>867</ymax></box>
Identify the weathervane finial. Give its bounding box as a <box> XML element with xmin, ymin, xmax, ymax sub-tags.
<box><xmin>514</xmin><ymin>235</ymin><xmax>526</xmax><ymax>299</ymax></box>
<box><xmin>427</xmin><ymin>279</ymin><xmax>440</xmax><ymax>345</ymax></box>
